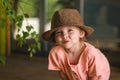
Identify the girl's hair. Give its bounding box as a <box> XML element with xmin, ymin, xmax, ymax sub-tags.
<box><xmin>50</xmin><ymin>32</ymin><xmax>56</xmax><ymax>42</ymax></box>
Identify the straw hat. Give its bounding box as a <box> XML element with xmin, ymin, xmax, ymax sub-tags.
<box><xmin>42</xmin><ymin>9</ymin><xmax>94</xmax><ymax>42</ymax></box>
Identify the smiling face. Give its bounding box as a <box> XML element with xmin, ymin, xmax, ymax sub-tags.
<box><xmin>55</xmin><ymin>26</ymin><xmax>85</xmax><ymax>50</ymax></box>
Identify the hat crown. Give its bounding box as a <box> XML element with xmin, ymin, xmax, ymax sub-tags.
<box><xmin>51</xmin><ymin>9</ymin><xmax>84</xmax><ymax>29</ymax></box>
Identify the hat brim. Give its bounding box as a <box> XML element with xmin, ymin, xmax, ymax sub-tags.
<box><xmin>42</xmin><ymin>25</ymin><xmax>94</xmax><ymax>42</ymax></box>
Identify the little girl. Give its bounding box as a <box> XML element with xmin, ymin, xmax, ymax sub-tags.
<box><xmin>42</xmin><ymin>9</ymin><xmax>110</xmax><ymax>80</ymax></box>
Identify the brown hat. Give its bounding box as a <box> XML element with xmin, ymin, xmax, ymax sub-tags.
<box><xmin>42</xmin><ymin>9</ymin><xmax>94</xmax><ymax>42</ymax></box>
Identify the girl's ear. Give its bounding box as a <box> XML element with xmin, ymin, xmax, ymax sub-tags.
<box><xmin>79</xmin><ymin>29</ymin><xmax>85</xmax><ymax>38</ymax></box>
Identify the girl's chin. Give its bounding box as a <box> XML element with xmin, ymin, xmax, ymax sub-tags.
<box><xmin>62</xmin><ymin>45</ymin><xmax>72</xmax><ymax>49</ymax></box>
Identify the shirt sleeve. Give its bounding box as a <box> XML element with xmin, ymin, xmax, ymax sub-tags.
<box><xmin>88</xmin><ymin>52</ymin><xmax>100</xmax><ymax>76</ymax></box>
<box><xmin>48</xmin><ymin>48</ymin><xmax>61</xmax><ymax>71</ymax></box>
<box><xmin>87</xmin><ymin>48</ymin><xmax>110</xmax><ymax>77</ymax></box>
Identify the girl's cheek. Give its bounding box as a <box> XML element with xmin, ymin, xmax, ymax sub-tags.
<box><xmin>56</xmin><ymin>37</ymin><xmax>63</xmax><ymax>44</ymax></box>
<box><xmin>55</xmin><ymin>37</ymin><xmax>61</xmax><ymax>42</ymax></box>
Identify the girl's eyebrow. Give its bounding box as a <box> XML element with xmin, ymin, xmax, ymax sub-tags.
<box><xmin>55</xmin><ymin>30</ymin><xmax>61</xmax><ymax>33</ymax></box>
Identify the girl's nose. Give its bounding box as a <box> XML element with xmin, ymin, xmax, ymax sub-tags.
<box><xmin>63</xmin><ymin>32</ymin><xmax>68</xmax><ymax>39</ymax></box>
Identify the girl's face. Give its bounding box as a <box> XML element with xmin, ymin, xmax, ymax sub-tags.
<box><xmin>55</xmin><ymin>26</ymin><xmax>85</xmax><ymax>49</ymax></box>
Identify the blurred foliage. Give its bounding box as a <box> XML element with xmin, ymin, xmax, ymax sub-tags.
<box><xmin>15</xmin><ymin>0</ymin><xmax>41</xmax><ymax>57</ymax></box>
<box><xmin>55</xmin><ymin>0</ymin><xmax>75</xmax><ymax>8</ymax></box>
<box><xmin>47</xmin><ymin>0</ymin><xmax>59</xmax><ymax>22</ymax></box>
<box><xmin>47</xmin><ymin>0</ymin><xmax>75</xmax><ymax>22</ymax></box>
<box><xmin>0</xmin><ymin>0</ymin><xmax>7</xmax><ymax>65</ymax></box>
<box><xmin>0</xmin><ymin>56</ymin><xmax>6</xmax><ymax>65</ymax></box>
<box><xmin>0</xmin><ymin>0</ymin><xmax>40</xmax><ymax>65</ymax></box>
<box><xmin>17</xmin><ymin>0</ymin><xmax>39</xmax><ymax>17</ymax></box>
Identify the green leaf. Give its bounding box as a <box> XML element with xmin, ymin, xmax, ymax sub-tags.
<box><xmin>0</xmin><ymin>19</ymin><xmax>6</xmax><ymax>28</ymax></box>
<box><xmin>16</xmin><ymin>15</ymin><xmax>23</xmax><ymax>28</ymax></box>
<box><xmin>30</xmin><ymin>52</ymin><xmax>33</xmax><ymax>58</ymax></box>
<box><xmin>16</xmin><ymin>34</ymin><xmax>21</xmax><ymax>39</ymax></box>
<box><xmin>17</xmin><ymin>28</ymin><xmax>20</xmax><ymax>32</ymax></box>
<box><xmin>22</xmin><ymin>31</ymin><xmax>29</xmax><ymax>38</ymax></box>
<box><xmin>17</xmin><ymin>15</ymin><xmax>23</xmax><ymax>21</ymax></box>
<box><xmin>0</xmin><ymin>56</ymin><xmax>6</xmax><ymax>65</ymax></box>
<box><xmin>31</xmin><ymin>31</ymin><xmax>36</xmax><ymax>37</ymax></box>
<box><xmin>26</xmin><ymin>25</ymin><xmax>33</xmax><ymax>32</ymax></box>
<box><xmin>24</xmin><ymin>13</ymin><xmax>29</xmax><ymax>18</ymax></box>
<box><xmin>16</xmin><ymin>34</ymin><xmax>24</xmax><ymax>47</ymax></box>
<box><xmin>35</xmin><ymin>34</ymin><xmax>39</xmax><ymax>41</ymax></box>
<box><xmin>17</xmin><ymin>21</ymin><xmax>23</xmax><ymax>28</ymax></box>
<box><xmin>37</xmin><ymin>42</ymin><xmax>41</xmax><ymax>50</ymax></box>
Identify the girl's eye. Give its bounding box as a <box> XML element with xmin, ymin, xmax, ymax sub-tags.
<box><xmin>55</xmin><ymin>31</ymin><xmax>62</xmax><ymax>36</ymax></box>
<box><xmin>68</xmin><ymin>29</ymin><xmax>73</xmax><ymax>33</ymax></box>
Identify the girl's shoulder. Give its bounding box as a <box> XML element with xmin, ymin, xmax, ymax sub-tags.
<box><xmin>49</xmin><ymin>45</ymin><xmax>67</xmax><ymax>60</ymax></box>
<box><xmin>84</xmin><ymin>42</ymin><xmax>97</xmax><ymax>51</ymax></box>
<box><xmin>50</xmin><ymin>45</ymin><xmax>66</xmax><ymax>55</ymax></box>
<box><xmin>84</xmin><ymin>42</ymin><xmax>102</xmax><ymax>56</ymax></box>
<box><xmin>84</xmin><ymin>42</ymin><xmax>108</xmax><ymax>62</ymax></box>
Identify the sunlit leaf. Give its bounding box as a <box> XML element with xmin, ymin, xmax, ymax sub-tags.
<box><xmin>22</xmin><ymin>31</ymin><xmax>29</xmax><ymax>38</ymax></box>
<box><xmin>37</xmin><ymin>42</ymin><xmax>41</xmax><ymax>50</ymax></box>
<box><xmin>31</xmin><ymin>31</ymin><xmax>36</xmax><ymax>37</ymax></box>
<box><xmin>17</xmin><ymin>15</ymin><xmax>23</xmax><ymax>21</ymax></box>
<box><xmin>26</xmin><ymin>25</ymin><xmax>33</xmax><ymax>32</ymax></box>
<box><xmin>16</xmin><ymin>34</ymin><xmax>21</xmax><ymax>39</ymax></box>
<box><xmin>24</xmin><ymin>13</ymin><xmax>29</xmax><ymax>18</ymax></box>
<box><xmin>17</xmin><ymin>21</ymin><xmax>22</xmax><ymax>28</ymax></box>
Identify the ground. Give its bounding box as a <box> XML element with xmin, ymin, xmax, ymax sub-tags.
<box><xmin>0</xmin><ymin>53</ymin><xmax>120</xmax><ymax>80</ymax></box>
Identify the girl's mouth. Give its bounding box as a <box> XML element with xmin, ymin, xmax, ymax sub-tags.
<box><xmin>62</xmin><ymin>40</ymin><xmax>69</xmax><ymax>44</ymax></box>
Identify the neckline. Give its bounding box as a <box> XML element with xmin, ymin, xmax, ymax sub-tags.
<box><xmin>66</xmin><ymin>42</ymin><xmax>87</xmax><ymax>66</ymax></box>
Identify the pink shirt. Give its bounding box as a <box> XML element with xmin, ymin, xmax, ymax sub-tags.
<box><xmin>48</xmin><ymin>42</ymin><xmax>110</xmax><ymax>80</ymax></box>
